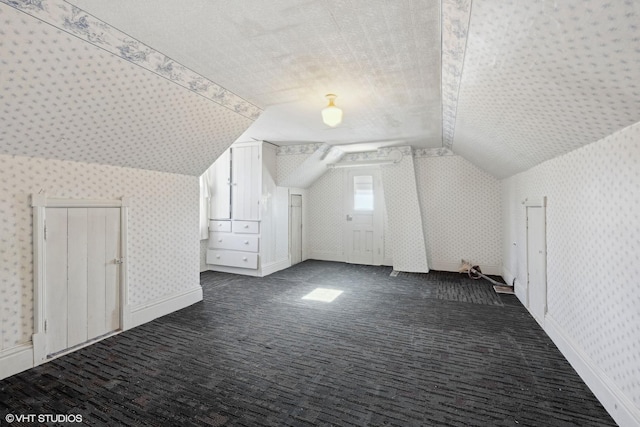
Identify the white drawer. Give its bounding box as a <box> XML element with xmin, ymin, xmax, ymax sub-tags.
<box><xmin>209</xmin><ymin>220</ymin><xmax>231</xmax><ymax>232</ymax></box>
<box><xmin>206</xmin><ymin>250</ymin><xmax>258</xmax><ymax>269</ymax></box>
<box><xmin>209</xmin><ymin>232</ymin><xmax>259</xmax><ymax>252</ymax></box>
<box><xmin>232</xmin><ymin>220</ymin><xmax>259</xmax><ymax>234</ymax></box>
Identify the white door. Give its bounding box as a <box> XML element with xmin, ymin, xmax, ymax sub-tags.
<box><xmin>45</xmin><ymin>207</ymin><xmax>121</xmax><ymax>356</ymax></box>
<box><xmin>527</xmin><ymin>206</ymin><xmax>547</xmax><ymax>326</ymax></box>
<box><xmin>290</xmin><ymin>194</ymin><xmax>302</xmax><ymax>265</ymax></box>
<box><xmin>209</xmin><ymin>148</ymin><xmax>231</xmax><ymax>219</ymax></box>
<box><xmin>345</xmin><ymin>169</ymin><xmax>383</xmax><ymax>265</ymax></box>
<box><xmin>232</xmin><ymin>145</ymin><xmax>261</xmax><ymax>220</ymax></box>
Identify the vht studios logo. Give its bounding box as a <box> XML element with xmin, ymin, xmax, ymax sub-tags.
<box><xmin>5</xmin><ymin>413</ymin><xmax>83</xmax><ymax>423</ymax></box>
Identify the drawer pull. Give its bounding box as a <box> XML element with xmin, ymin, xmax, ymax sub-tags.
<box><xmin>216</xmin><ymin>255</ymin><xmax>221</xmax><ymax>259</ymax></box>
<box><xmin>218</xmin><ymin>239</ymin><xmax>223</xmax><ymax>242</ymax></box>
<box><xmin>218</xmin><ymin>223</ymin><xmax>222</xmax><ymax>227</ymax></box>
<box><xmin>244</xmin><ymin>240</ymin><xmax>249</xmax><ymax>244</ymax></box>
<box><xmin>242</xmin><ymin>257</ymin><xmax>248</xmax><ymax>261</ymax></box>
<box><xmin>244</xmin><ymin>225</ymin><xmax>249</xmax><ymax>229</ymax></box>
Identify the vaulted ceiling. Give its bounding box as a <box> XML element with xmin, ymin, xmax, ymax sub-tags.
<box><xmin>1</xmin><ymin>0</ymin><xmax>639</xmax><ymax>178</ymax></box>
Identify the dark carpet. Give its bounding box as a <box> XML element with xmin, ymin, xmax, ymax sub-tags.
<box><xmin>0</xmin><ymin>260</ymin><xmax>616</xmax><ymax>426</ymax></box>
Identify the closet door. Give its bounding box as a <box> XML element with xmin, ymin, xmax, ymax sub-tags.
<box><xmin>209</xmin><ymin>149</ymin><xmax>231</xmax><ymax>219</ymax></box>
<box><xmin>45</xmin><ymin>207</ymin><xmax>121</xmax><ymax>356</ymax></box>
<box><xmin>290</xmin><ymin>194</ymin><xmax>303</xmax><ymax>265</ymax></box>
<box><xmin>232</xmin><ymin>145</ymin><xmax>261</xmax><ymax>220</ymax></box>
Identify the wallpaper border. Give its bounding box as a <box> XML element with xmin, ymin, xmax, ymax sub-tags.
<box><xmin>441</xmin><ymin>0</ymin><xmax>472</xmax><ymax>150</ymax></box>
<box><xmin>0</xmin><ymin>0</ymin><xmax>262</xmax><ymax>120</ymax></box>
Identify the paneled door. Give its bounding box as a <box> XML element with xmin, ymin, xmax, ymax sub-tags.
<box><xmin>344</xmin><ymin>169</ymin><xmax>383</xmax><ymax>265</ymax></box>
<box><xmin>208</xmin><ymin>148</ymin><xmax>231</xmax><ymax>220</ymax></box>
<box><xmin>290</xmin><ymin>194</ymin><xmax>303</xmax><ymax>265</ymax></box>
<box><xmin>526</xmin><ymin>205</ymin><xmax>547</xmax><ymax>326</ymax></box>
<box><xmin>45</xmin><ymin>207</ymin><xmax>121</xmax><ymax>356</ymax></box>
<box><xmin>231</xmin><ymin>145</ymin><xmax>261</xmax><ymax>220</ymax></box>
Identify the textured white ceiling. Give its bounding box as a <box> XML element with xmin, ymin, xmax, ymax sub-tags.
<box><xmin>69</xmin><ymin>0</ymin><xmax>443</xmax><ymax>149</ymax></box>
<box><xmin>453</xmin><ymin>0</ymin><xmax>640</xmax><ymax>178</ymax></box>
<box><xmin>2</xmin><ymin>0</ymin><xmax>639</xmax><ymax>179</ymax></box>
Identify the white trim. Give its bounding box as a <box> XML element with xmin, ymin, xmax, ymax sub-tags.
<box><xmin>0</xmin><ymin>344</ymin><xmax>34</xmax><ymax>380</ymax></box>
<box><xmin>261</xmin><ymin>258</ymin><xmax>291</xmax><ymax>276</ymax></box>
<box><xmin>127</xmin><ymin>286</ymin><xmax>203</xmax><ymax>330</ymax></box>
<box><xmin>42</xmin><ymin>331</ymin><xmax>120</xmax><ymax>364</ymax></box>
<box><xmin>502</xmin><ymin>266</ymin><xmax>528</xmax><ymax>305</ymax></box>
<box><xmin>525</xmin><ymin>201</ymin><xmax>548</xmax><ymax>326</ymax></box>
<box><xmin>309</xmin><ymin>250</ymin><xmax>345</xmax><ymax>263</ymax></box>
<box><xmin>501</xmin><ymin>267</ymin><xmax>515</xmax><ymax>289</ymax></box>
<box><xmin>31</xmin><ymin>200</ymin><xmax>46</xmax><ymax>365</ymax></box>
<box><xmin>523</xmin><ymin>196</ymin><xmax>547</xmax><ymax>207</ymax></box>
<box><xmin>41</xmin><ymin>198</ymin><xmax>125</xmax><ymax>208</ymax></box>
<box><xmin>120</xmin><ymin>205</ymin><xmax>130</xmax><ymax>329</ymax></box>
<box><xmin>545</xmin><ymin>315</ymin><xmax>640</xmax><ymax>427</ymax></box>
<box><xmin>207</xmin><ymin>264</ymin><xmax>261</xmax><ymax>276</ymax></box>
<box><xmin>30</xmin><ymin>193</ymin><xmax>129</xmax><ymax>363</ymax></box>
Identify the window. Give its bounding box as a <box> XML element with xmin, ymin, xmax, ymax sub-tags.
<box><xmin>353</xmin><ymin>175</ymin><xmax>374</xmax><ymax>211</ymax></box>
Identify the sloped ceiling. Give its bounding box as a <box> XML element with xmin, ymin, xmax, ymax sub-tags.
<box><xmin>68</xmin><ymin>0</ymin><xmax>443</xmax><ymax>150</ymax></box>
<box><xmin>454</xmin><ymin>0</ymin><xmax>640</xmax><ymax>178</ymax></box>
<box><xmin>0</xmin><ymin>0</ymin><xmax>260</xmax><ymax>176</ymax></box>
<box><xmin>2</xmin><ymin>0</ymin><xmax>639</xmax><ymax>178</ymax></box>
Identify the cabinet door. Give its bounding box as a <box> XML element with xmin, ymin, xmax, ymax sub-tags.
<box><xmin>232</xmin><ymin>145</ymin><xmax>261</xmax><ymax>220</ymax></box>
<box><xmin>209</xmin><ymin>149</ymin><xmax>231</xmax><ymax>219</ymax></box>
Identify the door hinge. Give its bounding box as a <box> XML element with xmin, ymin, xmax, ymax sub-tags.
<box><xmin>114</xmin><ymin>257</ymin><xmax>124</xmax><ymax>265</ymax></box>
<box><xmin>44</xmin><ymin>320</ymin><xmax>47</xmax><ymax>332</ymax></box>
<box><xmin>44</xmin><ymin>223</ymin><xmax>47</xmax><ymax>240</ymax></box>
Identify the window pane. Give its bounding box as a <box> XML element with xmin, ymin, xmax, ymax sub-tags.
<box><xmin>353</xmin><ymin>175</ymin><xmax>374</xmax><ymax>211</ymax></box>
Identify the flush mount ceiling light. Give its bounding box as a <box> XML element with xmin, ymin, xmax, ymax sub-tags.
<box><xmin>321</xmin><ymin>94</ymin><xmax>343</xmax><ymax>127</ymax></box>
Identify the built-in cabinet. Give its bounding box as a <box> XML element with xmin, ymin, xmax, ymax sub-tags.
<box><xmin>205</xmin><ymin>141</ymin><xmax>289</xmax><ymax>276</ymax></box>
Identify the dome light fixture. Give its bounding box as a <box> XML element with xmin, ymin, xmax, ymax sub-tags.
<box><xmin>321</xmin><ymin>94</ymin><xmax>343</xmax><ymax>127</ymax></box>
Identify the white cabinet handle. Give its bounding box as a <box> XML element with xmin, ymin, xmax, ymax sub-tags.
<box><xmin>216</xmin><ymin>255</ymin><xmax>221</xmax><ymax>259</ymax></box>
<box><xmin>218</xmin><ymin>239</ymin><xmax>223</xmax><ymax>242</ymax></box>
<box><xmin>218</xmin><ymin>223</ymin><xmax>222</xmax><ymax>227</ymax></box>
<box><xmin>242</xmin><ymin>257</ymin><xmax>247</xmax><ymax>261</ymax></box>
<box><xmin>244</xmin><ymin>224</ymin><xmax>249</xmax><ymax>229</ymax></box>
<box><xmin>244</xmin><ymin>240</ymin><xmax>249</xmax><ymax>244</ymax></box>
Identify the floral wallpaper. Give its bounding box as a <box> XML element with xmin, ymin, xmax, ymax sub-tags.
<box><xmin>0</xmin><ymin>0</ymin><xmax>261</xmax><ymax>120</ymax></box>
<box><xmin>502</xmin><ymin>121</ymin><xmax>640</xmax><ymax>416</ymax></box>
<box><xmin>0</xmin><ymin>153</ymin><xmax>199</xmax><ymax>351</ymax></box>
<box><xmin>0</xmin><ymin>2</ymin><xmax>255</xmax><ymax>176</ymax></box>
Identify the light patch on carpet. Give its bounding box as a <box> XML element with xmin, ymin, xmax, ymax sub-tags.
<box><xmin>302</xmin><ymin>288</ymin><xmax>344</xmax><ymax>303</ymax></box>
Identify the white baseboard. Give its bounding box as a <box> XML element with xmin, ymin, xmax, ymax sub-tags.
<box><xmin>0</xmin><ymin>344</ymin><xmax>34</xmax><ymax>380</ymax></box>
<box><xmin>309</xmin><ymin>251</ymin><xmax>344</xmax><ymax>263</ymax></box>
<box><xmin>208</xmin><ymin>264</ymin><xmax>261</xmax><ymax>276</ymax></box>
<box><xmin>503</xmin><ymin>266</ymin><xmax>527</xmax><ymax>306</ymax></box>
<box><xmin>261</xmin><ymin>258</ymin><xmax>291</xmax><ymax>276</ymax></box>
<box><xmin>126</xmin><ymin>286</ymin><xmax>203</xmax><ymax>330</ymax></box>
<box><xmin>545</xmin><ymin>315</ymin><xmax>640</xmax><ymax>427</ymax></box>
<box><xmin>501</xmin><ymin>267</ymin><xmax>515</xmax><ymax>288</ymax></box>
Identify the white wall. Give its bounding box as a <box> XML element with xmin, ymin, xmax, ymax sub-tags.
<box><xmin>415</xmin><ymin>155</ymin><xmax>502</xmax><ymax>274</ymax></box>
<box><xmin>0</xmin><ymin>153</ymin><xmax>200</xmax><ymax>354</ymax></box>
<box><xmin>501</xmin><ymin>122</ymin><xmax>640</xmax><ymax>425</ymax></box>
<box><xmin>380</xmin><ymin>149</ymin><xmax>429</xmax><ymax>272</ymax></box>
<box><xmin>306</xmin><ymin>154</ymin><xmax>502</xmax><ymax>273</ymax></box>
